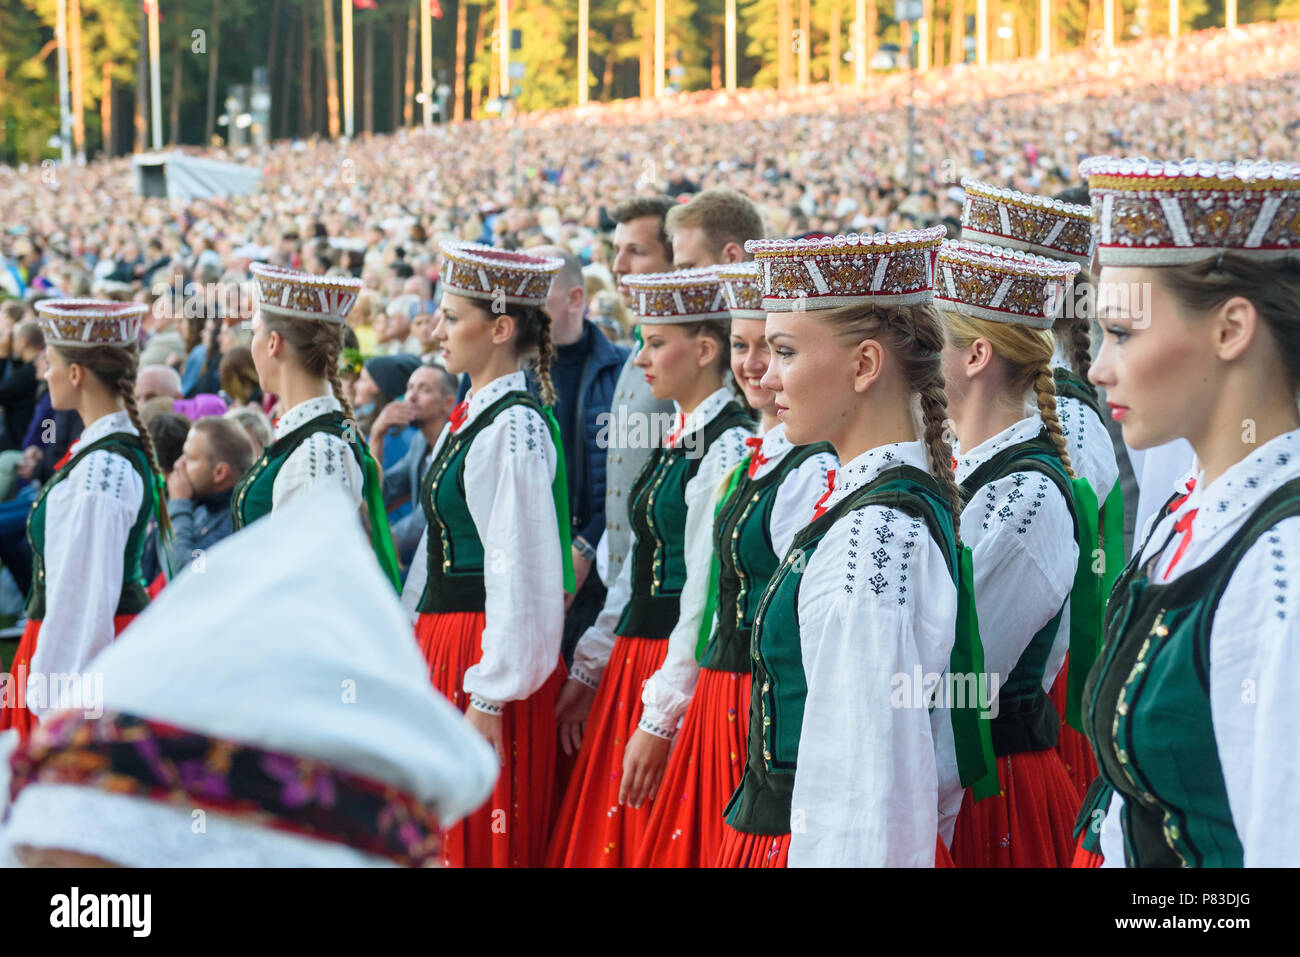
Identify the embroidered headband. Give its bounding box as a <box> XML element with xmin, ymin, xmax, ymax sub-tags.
<box><xmin>624</xmin><ymin>267</ymin><xmax>731</xmax><ymax>324</ymax></box>
<box><xmin>1080</xmin><ymin>156</ymin><xmax>1300</xmax><ymax>265</ymax></box>
<box><xmin>437</xmin><ymin>241</ymin><xmax>563</xmax><ymax>308</ymax></box>
<box><xmin>251</xmin><ymin>263</ymin><xmax>364</xmax><ymax>324</ymax></box>
<box><xmin>745</xmin><ymin>227</ymin><xmax>946</xmax><ymax>311</ymax></box>
<box><xmin>34</xmin><ymin>299</ymin><xmax>147</xmax><ymax>348</ymax></box>
<box><xmin>935</xmin><ymin>240</ymin><xmax>1080</xmax><ymax>329</ymax></box>
<box><xmin>713</xmin><ymin>261</ymin><xmax>766</xmax><ymax>320</ymax></box>
<box><xmin>960</xmin><ymin>177</ymin><xmax>1094</xmax><ymax>267</ymax></box>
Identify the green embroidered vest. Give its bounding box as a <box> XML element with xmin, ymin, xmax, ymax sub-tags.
<box><xmin>27</xmin><ymin>433</ymin><xmax>156</xmax><ymax>621</ymax></box>
<box><xmin>415</xmin><ymin>390</ymin><xmax>550</xmax><ymax>614</ymax></box>
<box><xmin>701</xmin><ymin>442</ymin><xmax>834</xmax><ymax>675</ymax></box>
<box><xmin>958</xmin><ymin>429</ymin><xmax>1079</xmax><ymax>756</ymax></box>
<box><xmin>614</xmin><ymin>402</ymin><xmax>753</xmax><ymax>640</ymax></box>
<box><xmin>231</xmin><ymin>410</ymin><xmax>367</xmax><ymax>529</ymax></box>
<box><xmin>1083</xmin><ymin>477</ymin><xmax>1300</xmax><ymax>867</ymax></box>
<box><xmin>724</xmin><ymin>465</ymin><xmax>962</xmax><ymax>836</ymax></box>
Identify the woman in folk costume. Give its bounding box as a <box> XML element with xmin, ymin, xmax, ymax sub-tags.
<box><xmin>232</xmin><ymin>264</ymin><xmax>399</xmax><ymax>588</ymax></box>
<box><xmin>937</xmin><ymin>240</ymin><xmax>1086</xmax><ymax>868</ymax></box>
<box><xmin>0</xmin><ymin>300</ymin><xmax>165</xmax><ymax>739</ymax></box>
<box><xmin>960</xmin><ymin>179</ymin><xmax>1121</xmax><ymax>799</ymax></box>
<box><xmin>719</xmin><ymin>229</ymin><xmax>996</xmax><ymax>868</ymax></box>
<box><xmin>1075</xmin><ymin>157</ymin><xmax>1300</xmax><ymax>868</ymax></box>
<box><xmin>401</xmin><ymin>242</ymin><xmax>573</xmax><ymax>869</ymax></box>
<box><xmin>1</xmin><ymin>487</ymin><xmax>497</xmax><ymax>867</ymax></box>
<box><xmin>547</xmin><ymin>267</ymin><xmax>752</xmax><ymax>868</ymax></box>
<box><xmin>630</xmin><ymin>262</ymin><xmax>836</xmax><ymax>868</ymax></box>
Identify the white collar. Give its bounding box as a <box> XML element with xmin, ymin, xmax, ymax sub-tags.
<box><xmin>749</xmin><ymin>421</ymin><xmax>794</xmax><ymax>480</ymax></box>
<box><xmin>76</xmin><ymin>410</ymin><xmax>136</xmax><ymax>447</ymax></box>
<box><xmin>821</xmin><ymin>440</ymin><xmax>929</xmax><ymax>510</ymax></box>
<box><xmin>1176</xmin><ymin>428</ymin><xmax>1300</xmax><ymax>542</ymax></box>
<box><xmin>671</xmin><ymin>387</ymin><xmax>735</xmax><ymax>444</ymax></box>
<box><xmin>274</xmin><ymin>394</ymin><xmax>341</xmax><ymax>440</ymax></box>
<box><xmin>461</xmin><ymin>370</ymin><xmax>528</xmax><ymax>430</ymax></box>
<box><xmin>955</xmin><ymin>414</ymin><xmax>1043</xmax><ymax>485</ymax></box>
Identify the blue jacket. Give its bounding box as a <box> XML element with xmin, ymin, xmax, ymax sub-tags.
<box><xmin>455</xmin><ymin>321</ymin><xmax>628</xmax><ymax>546</ymax></box>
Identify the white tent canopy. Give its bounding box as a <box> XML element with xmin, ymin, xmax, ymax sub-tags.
<box><xmin>133</xmin><ymin>152</ymin><xmax>262</xmax><ymax>202</ymax></box>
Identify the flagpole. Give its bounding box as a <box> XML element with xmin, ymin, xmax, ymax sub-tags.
<box><xmin>56</xmin><ymin>0</ymin><xmax>72</xmax><ymax>163</ymax></box>
<box><xmin>724</xmin><ymin>0</ymin><xmax>736</xmax><ymax>93</ymax></box>
<box><xmin>498</xmin><ymin>0</ymin><xmax>509</xmax><ymax>105</ymax></box>
<box><xmin>422</xmin><ymin>0</ymin><xmax>433</xmax><ymax>126</ymax></box>
<box><xmin>343</xmin><ymin>0</ymin><xmax>355</xmax><ymax>137</ymax></box>
<box><xmin>578</xmin><ymin>0</ymin><xmax>589</xmax><ymax>105</ymax></box>
<box><xmin>654</xmin><ymin>0</ymin><xmax>665</xmax><ymax>97</ymax></box>
<box><xmin>148</xmin><ymin>0</ymin><xmax>162</xmax><ymax>149</ymax></box>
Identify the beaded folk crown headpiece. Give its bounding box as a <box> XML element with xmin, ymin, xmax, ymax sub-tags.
<box><xmin>624</xmin><ymin>267</ymin><xmax>731</xmax><ymax>324</ymax></box>
<box><xmin>1080</xmin><ymin>156</ymin><xmax>1300</xmax><ymax>266</ymax></box>
<box><xmin>251</xmin><ymin>263</ymin><xmax>364</xmax><ymax>324</ymax></box>
<box><xmin>35</xmin><ymin>299</ymin><xmax>148</xmax><ymax>347</ymax></box>
<box><xmin>745</xmin><ymin>227</ymin><xmax>947</xmax><ymax>311</ymax></box>
<box><xmin>934</xmin><ymin>240</ymin><xmax>1081</xmax><ymax>329</ymax></box>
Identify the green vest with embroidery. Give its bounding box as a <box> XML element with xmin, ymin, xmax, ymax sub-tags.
<box><xmin>1083</xmin><ymin>477</ymin><xmax>1300</xmax><ymax>867</ymax></box>
<box><xmin>27</xmin><ymin>433</ymin><xmax>156</xmax><ymax>621</ymax></box>
<box><xmin>1053</xmin><ymin>366</ymin><xmax>1103</xmax><ymax>420</ymax></box>
<box><xmin>415</xmin><ymin>390</ymin><xmax>548</xmax><ymax>614</ymax></box>
<box><xmin>723</xmin><ymin>464</ymin><xmax>963</xmax><ymax>836</ymax></box>
<box><xmin>231</xmin><ymin>410</ymin><xmax>367</xmax><ymax>529</ymax></box>
<box><xmin>614</xmin><ymin>402</ymin><xmax>753</xmax><ymax>640</ymax></box>
<box><xmin>958</xmin><ymin>429</ymin><xmax>1080</xmax><ymax>756</ymax></box>
<box><xmin>701</xmin><ymin>443</ymin><xmax>834</xmax><ymax>675</ymax></box>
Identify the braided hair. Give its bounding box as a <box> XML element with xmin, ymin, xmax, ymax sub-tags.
<box><xmin>261</xmin><ymin>315</ymin><xmax>357</xmax><ymax>433</ymax></box>
<box><xmin>942</xmin><ymin>311</ymin><xmax>1075</xmax><ymax>479</ymax></box>
<box><xmin>813</xmin><ymin>301</ymin><xmax>965</xmax><ymax>536</ymax></box>
<box><xmin>53</xmin><ymin>343</ymin><xmax>173</xmax><ymax>537</ymax></box>
<box><xmin>1052</xmin><ymin>267</ymin><xmax>1093</xmax><ymax>384</ymax></box>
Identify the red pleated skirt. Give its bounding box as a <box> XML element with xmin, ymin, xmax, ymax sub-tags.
<box><xmin>1072</xmin><ymin>838</ymin><xmax>1104</xmax><ymax>868</ymax></box>
<box><xmin>0</xmin><ymin>615</ymin><xmax>135</xmax><ymax>740</ymax></box>
<box><xmin>950</xmin><ymin>750</ymin><xmax>1079</xmax><ymax>868</ymax></box>
<box><xmin>545</xmin><ymin>634</ymin><xmax>668</xmax><ymax>868</ymax></box>
<box><xmin>715</xmin><ymin>824</ymin><xmax>790</xmax><ymax>868</ymax></box>
<box><xmin>715</xmin><ymin>803</ymin><xmax>951</xmax><ymax>868</ymax></box>
<box><xmin>416</xmin><ymin>610</ymin><xmax>564</xmax><ymax>868</ymax></box>
<box><xmin>1049</xmin><ymin>655</ymin><xmax>1099</xmax><ymax>802</ymax></box>
<box><xmin>635</xmin><ymin>667</ymin><xmax>750</xmax><ymax>868</ymax></box>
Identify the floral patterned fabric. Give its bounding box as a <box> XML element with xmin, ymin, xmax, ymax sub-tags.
<box><xmin>7</xmin><ymin>710</ymin><xmax>443</xmax><ymax>867</ymax></box>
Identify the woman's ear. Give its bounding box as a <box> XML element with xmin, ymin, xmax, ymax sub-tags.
<box><xmin>966</xmin><ymin>338</ymin><xmax>995</xmax><ymax>379</ymax></box>
<box><xmin>1214</xmin><ymin>295</ymin><xmax>1258</xmax><ymax>363</ymax></box>
<box><xmin>489</xmin><ymin>312</ymin><xmax>516</xmax><ymax>346</ymax></box>
<box><xmin>696</xmin><ymin>331</ymin><xmax>721</xmax><ymax>369</ymax></box>
<box><xmin>852</xmin><ymin>338</ymin><xmax>885</xmax><ymax>393</ymax></box>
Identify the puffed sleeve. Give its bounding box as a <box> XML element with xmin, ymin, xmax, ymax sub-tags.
<box><xmin>272</xmin><ymin>431</ymin><xmax>365</xmax><ymax>513</ymax></box>
<box><xmin>1208</xmin><ymin>516</ymin><xmax>1300</xmax><ymax>867</ymax></box>
<box><xmin>460</xmin><ymin>405</ymin><xmax>564</xmax><ymax>710</ymax></box>
<box><xmin>962</xmin><ymin>471</ymin><xmax>1077</xmax><ymax>686</ymax></box>
<box><xmin>29</xmin><ymin>451</ymin><xmax>143</xmax><ymax>721</ymax></box>
<box><xmin>788</xmin><ymin>506</ymin><xmax>956</xmax><ymax>867</ymax></box>
<box><xmin>769</xmin><ymin>450</ymin><xmax>837</xmax><ymax>558</ymax></box>
<box><xmin>638</xmin><ymin>426</ymin><xmax>751</xmax><ymax>736</ymax></box>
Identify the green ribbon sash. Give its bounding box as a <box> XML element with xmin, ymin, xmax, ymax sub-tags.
<box><xmin>540</xmin><ymin>405</ymin><xmax>577</xmax><ymax>594</ymax></box>
<box><xmin>1065</xmin><ymin>476</ymin><xmax>1104</xmax><ymax>731</ymax></box>
<box><xmin>360</xmin><ymin>446</ymin><xmax>403</xmax><ymax>593</ymax></box>
<box><xmin>1099</xmin><ymin>481</ymin><xmax>1125</xmax><ymax>614</ymax></box>
<box><xmin>694</xmin><ymin>459</ymin><xmax>747</xmax><ymax>664</ymax></box>
<box><xmin>952</xmin><ymin>545</ymin><xmax>999</xmax><ymax>801</ymax></box>
<box><xmin>152</xmin><ymin>473</ymin><xmax>175</xmax><ymax>582</ymax></box>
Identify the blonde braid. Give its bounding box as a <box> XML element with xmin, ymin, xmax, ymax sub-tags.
<box><xmin>534</xmin><ymin>307</ymin><xmax>557</xmax><ymax>407</ymax></box>
<box><xmin>906</xmin><ymin>311</ymin><xmax>966</xmax><ymax>539</ymax></box>
<box><xmin>118</xmin><ymin>370</ymin><xmax>173</xmax><ymax>538</ymax></box>
<box><xmin>1033</xmin><ymin>366</ymin><xmax>1076</xmax><ymax>479</ymax></box>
